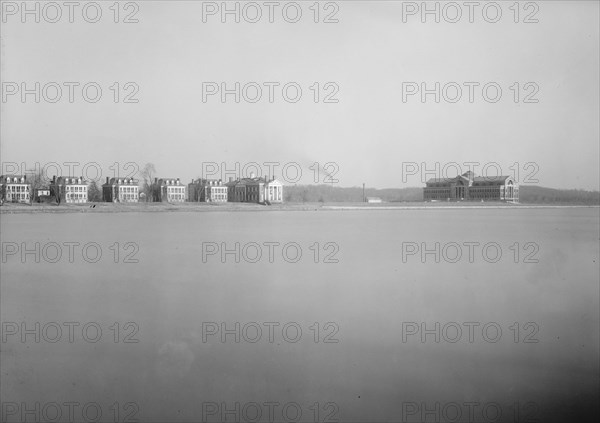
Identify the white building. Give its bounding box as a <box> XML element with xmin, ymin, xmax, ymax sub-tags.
<box><xmin>53</xmin><ymin>176</ymin><xmax>88</xmax><ymax>203</ymax></box>
<box><xmin>0</xmin><ymin>175</ymin><xmax>31</xmax><ymax>203</ymax></box>
<box><xmin>226</xmin><ymin>174</ymin><xmax>283</xmax><ymax>204</ymax></box>
<box><xmin>153</xmin><ymin>178</ymin><xmax>186</xmax><ymax>202</ymax></box>
<box><xmin>102</xmin><ymin>177</ymin><xmax>139</xmax><ymax>202</ymax></box>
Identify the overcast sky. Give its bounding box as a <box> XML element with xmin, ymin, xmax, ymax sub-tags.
<box><xmin>1</xmin><ymin>0</ymin><xmax>598</xmax><ymax>189</ymax></box>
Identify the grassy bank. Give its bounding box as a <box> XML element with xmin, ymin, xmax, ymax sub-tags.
<box><xmin>1</xmin><ymin>201</ymin><xmax>598</xmax><ymax>214</ymax></box>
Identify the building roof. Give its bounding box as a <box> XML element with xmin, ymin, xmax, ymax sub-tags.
<box><xmin>472</xmin><ymin>176</ymin><xmax>512</xmax><ymax>185</ymax></box>
<box><xmin>426</xmin><ymin>173</ymin><xmax>514</xmax><ymax>186</ymax></box>
<box><xmin>56</xmin><ymin>176</ymin><xmax>87</xmax><ymax>185</ymax></box>
<box><xmin>103</xmin><ymin>177</ymin><xmax>138</xmax><ymax>186</ymax></box>
<box><xmin>0</xmin><ymin>175</ymin><xmax>28</xmax><ymax>183</ymax></box>
<box><xmin>242</xmin><ymin>177</ymin><xmax>267</xmax><ymax>185</ymax></box>
<box><xmin>426</xmin><ymin>171</ymin><xmax>474</xmax><ymax>184</ymax></box>
<box><xmin>426</xmin><ymin>177</ymin><xmax>456</xmax><ymax>184</ymax></box>
<box><xmin>191</xmin><ymin>178</ymin><xmax>224</xmax><ymax>186</ymax></box>
<box><xmin>227</xmin><ymin>177</ymin><xmax>282</xmax><ymax>186</ymax></box>
<box><xmin>156</xmin><ymin>178</ymin><xmax>183</xmax><ymax>185</ymax></box>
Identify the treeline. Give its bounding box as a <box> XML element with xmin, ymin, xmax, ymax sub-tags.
<box><xmin>283</xmin><ymin>185</ymin><xmax>423</xmax><ymax>203</ymax></box>
<box><xmin>519</xmin><ymin>186</ymin><xmax>600</xmax><ymax>205</ymax></box>
<box><xmin>283</xmin><ymin>184</ymin><xmax>600</xmax><ymax>205</ymax></box>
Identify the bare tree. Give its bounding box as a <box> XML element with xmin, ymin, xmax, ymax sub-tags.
<box><xmin>26</xmin><ymin>168</ymin><xmax>46</xmax><ymax>189</ymax></box>
<box><xmin>139</xmin><ymin>163</ymin><xmax>156</xmax><ymax>202</ymax></box>
<box><xmin>25</xmin><ymin>168</ymin><xmax>47</xmax><ymax>203</ymax></box>
<box><xmin>88</xmin><ymin>181</ymin><xmax>102</xmax><ymax>202</ymax></box>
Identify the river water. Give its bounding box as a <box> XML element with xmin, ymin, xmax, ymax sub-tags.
<box><xmin>1</xmin><ymin>208</ymin><xmax>598</xmax><ymax>422</ymax></box>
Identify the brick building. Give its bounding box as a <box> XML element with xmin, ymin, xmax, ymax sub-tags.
<box><xmin>424</xmin><ymin>171</ymin><xmax>519</xmax><ymax>202</ymax></box>
<box><xmin>51</xmin><ymin>176</ymin><xmax>88</xmax><ymax>204</ymax></box>
<box><xmin>152</xmin><ymin>178</ymin><xmax>186</xmax><ymax>202</ymax></box>
<box><xmin>226</xmin><ymin>174</ymin><xmax>283</xmax><ymax>204</ymax></box>
<box><xmin>102</xmin><ymin>177</ymin><xmax>139</xmax><ymax>203</ymax></box>
<box><xmin>188</xmin><ymin>179</ymin><xmax>228</xmax><ymax>202</ymax></box>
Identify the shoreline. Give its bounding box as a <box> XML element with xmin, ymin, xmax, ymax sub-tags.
<box><xmin>1</xmin><ymin>202</ymin><xmax>598</xmax><ymax>214</ymax></box>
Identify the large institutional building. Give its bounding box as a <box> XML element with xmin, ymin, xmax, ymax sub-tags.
<box><xmin>52</xmin><ymin>176</ymin><xmax>88</xmax><ymax>204</ymax></box>
<box><xmin>226</xmin><ymin>174</ymin><xmax>284</xmax><ymax>204</ymax></box>
<box><xmin>152</xmin><ymin>178</ymin><xmax>186</xmax><ymax>202</ymax></box>
<box><xmin>102</xmin><ymin>177</ymin><xmax>140</xmax><ymax>203</ymax></box>
<box><xmin>0</xmin><ymin>175</ymin><xmax>31</xmax><ymax>203</ymax></box>
<box><xmin>423</xmin><ymin>171</ymin><xmax>519</xmax><ymax>202</ymax></box>
<box><xmin>188</xmin><ymin>179</ymin><xmax>228</xmax><ymax>202</ymax></box>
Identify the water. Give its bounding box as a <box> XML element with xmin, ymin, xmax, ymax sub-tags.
<box><xmin>1</xmin><ymin>208</ymin><xmax>598</xmax><ymax>422</ymax></box>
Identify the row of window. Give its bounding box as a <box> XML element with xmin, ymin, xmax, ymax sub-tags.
<box><xmin>5</xmin><ymin>193</ymin><xmax>29</xmax><ymax>200</ymax></box>
<box><xmin>425</xmin><ymin>189</ymin><xmax>514</xmax><ymax>200</ymax></box>
<box><xmin>167</xmin><ymin>187</ymin><xmax>185</xmax><ymax>193</ymax></box>
<box><xmin>5</xmin><ymin>185</ymin><xmax>29</xmax><ymax>192</ymax></box>
<box><xmin>470</xmin><ymin>187</ymin><xmax>501</xmax><ymax>192</ymax></box>
<box><xmin>119</xmin><ymin>194</ymin><xmax>138</xmax><ymax>201</ymax></box>
<box><xmin>470</xmin><ymin>193</ymin><xmax>501</xmax><ymax>198</ymax></box>
<box><xmin>424</xmin><ymin>189</ymin><xmax>450</xmax><ymax>196</ymax></box>
<box><xmin>65</xmin><ymin>194</ymin><xmax>87</xmax><ymax>203</ymax></box>
<box><xmin>228</xmin><ymin>193</ymin><xmax>283</xmax><ymax>202</ymax></box>
<box><xmin>66</xmin><ymin>186</ymin><xmax>86</xmax><ymax>192</ymax></box>
<box><xmin>119</xmin><ymin>187</ymin><xmax>138</xmax><ymax>193</ymax></box>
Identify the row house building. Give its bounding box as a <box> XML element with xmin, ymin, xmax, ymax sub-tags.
<box><xmin>51</xmin><ymin>176</ymin><xmax>88</xmax><ymax>204</ymax></box>
<box><xmin>424</xmin><ymin>171</ymin><xmax>519</xmax><ymax>202</ymax></box>
<box><xmin>188</xmin><ymin>179</ymin><xmax>228</xmax><ymax>202</ymax></box>
<box><xmin>0</xmin><ymin>175</ymin><xmax>31</xmax><ymax>203</ymax></box>
<box><xmin>152</xmin><ymin>178</ymin><xmax>186</xmax><ymax>202</ymax></box>
<box><xmin>225</xmin><ymin>174</ymin><xmax>284</xmax><ymax>204</ymax></box>
<box><xmin>1</xmin><ymin>172</ymin><xmax>286</xmax><ymax>206</ymax></box>
<box><xmin>102</xmin><ymin>177</ymin><xmax>140</xmax><ymax>203</ymax></box>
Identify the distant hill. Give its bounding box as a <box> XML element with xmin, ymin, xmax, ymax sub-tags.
<box><xmin>518</xmin><ymin>185</ymin><xmax>600</xmax><ymax>205</ymax></box>
<box><xmin>283</xmin><ymin>184</ymin><xmax>600</xmax><ymax>205</ymax></box>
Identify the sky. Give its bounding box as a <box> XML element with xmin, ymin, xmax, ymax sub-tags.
<box><xmin>1</xmin><ymin>0</ymin><xmax>599</xmax><ymax>190</ymax></box>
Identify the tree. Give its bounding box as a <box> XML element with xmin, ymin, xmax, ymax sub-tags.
<box><xmin>26</xmin><ymin>168</ymin><xmax>46</xmax><ymax>190</ymax></box>
<box><xmin>301</xmin><ymin>189</ymin><xmax>309</xmax><ymax>203</ymax></box>
<box><xmin>25</xmin><ymin>168</ymin><xmax>47</xmax><ymax>203</ymax></box>
<box><xmin>88</xmin><ymin>181</ymin><xmax>102</xmax><ymax>202</ymax></box>
<box><xmin>139</xmin><ymin>163</ymin><xmax>156</xmax><ymax>202</ymax></box>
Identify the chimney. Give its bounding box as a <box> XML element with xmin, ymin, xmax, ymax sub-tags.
<box><xmin>52</xmin><ymin>175</ymin><xmax>56</xmax><ymax>184</ymax></box>
<box><xmin>154</xmin><ymin>177</ymin><xmax>158</xmax><ymax>184</ymax></box>
<box><xmin>250</xmin><ymin>172</ymin><xmax>255</xmax><ymax>178</ymax></box>
<box><xmin>106</xmin><ymin>177</ymin><xmax>109</xmax><ymax>184</ymax></box>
